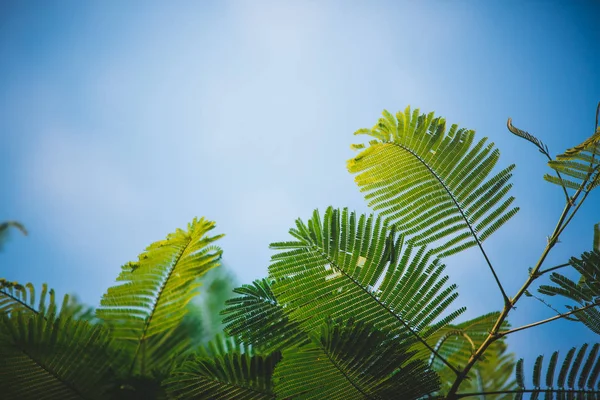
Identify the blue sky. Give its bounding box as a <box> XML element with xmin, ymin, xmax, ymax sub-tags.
<box><xmin>1</xmin><ymin>0</ymin><xmax>599</xmax><ymax>368</ymax></box>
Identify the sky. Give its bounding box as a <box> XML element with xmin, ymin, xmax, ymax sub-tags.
<box><xmin>1</xmin><ymin>0</ymin><xmax>599</xmax><ymax>371</ymax></box>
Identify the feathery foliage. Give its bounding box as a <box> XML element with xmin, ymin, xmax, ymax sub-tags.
<box><xmin>96</xmin><ymin>217</ymin><xmax>223</xmax><ymax>374</ymax></box>
<box><xmin>221</xmin><ymin>278</ymin><xmax>307</xmax><ymax>353</ymax></box>
<box><xmin>165</xmin><ymin>335</ymin><xmax>281</xmax><ymax>400</ymax></box>
<box><xmin>3</xmin><ymin>103</ymin><xmax>600</xmax><ymax>399</ymax></box>
<box><xmin>348</xmin><ymin>106</ymin><xmax>519</xmax><ymax>258</ymax></box>
<box><xmin>515</xmin><ymin>344</ymin><xmax>600</xmax><ymax>399</ymax></box>
<box><xmin>269</xmin><ymin>207</ymin><xmax>465</xmax><ymax>357</ymax></box>
<box><xmin>426</xmin><ymin>312</ymin><xmax>512</xmax><ymax>391</ymax></box>
<box><xmin>0</xmin><ymin>296</ymin><xmax>118</xmax><ymax>399</ymax></box>
<box><xmin>538</xmin><ymin>250</ymin><xmax>600</xmax><ymax>335</ymax></box>
<box><xmin>273</xmin><ymin>318</ymin><xmax>440</xmax><ymax>400</ymax></box>
<box><xmin>0</xmin><ymin>280</ymin><xmax>55</xmax><ymax>316</ymax></box>
<box><xmin>543</xmin><ymin>103</ymin><xmax>600</xmax><ymax>193</ymax></box>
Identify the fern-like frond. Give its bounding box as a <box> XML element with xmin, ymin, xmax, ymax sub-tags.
<box><xmin>164</xmin><ymin>336</ymin><xmax>281</xmax><ymax>400</ymax></box>
<box><xmin>424</xmin><ymin>312</ymin><xmax>511</xmax><ymax>392</ymax></box>
<box><xmin>0</xmin><ymin>300</ymin><xmax>118</xmax><ymax>399</ymax></box>
<box><xmin>221</xmin><ymin>278</ymin><xmax>307</xmax><ymax>353</ymax></box>
<box><xmin>96</xmin><ymin>217</ymin><xmax>223</xmax><ymax>373</ymax></box>
<box><xmin>545</xmin><ymin>124</ymin><xmax>600</xmax><ymax>194</ymax></box>
<box><xmin>452</xmin><ymin>340</ymin><xmax>517</xmax><ymax>399</ymax></box>
<box><xmin>513</xmin><ymin>343</ymin><xmax>600</xmax><ymax>399</ymax></box>
<box><xmin>507</xmin><ymin>118</ymin><xmax>550</xmax><ymax>156</ymax></box>
<box><xmin>273</xmin><ymin>318</ymin><xmax>440</xmax><ymax>399</ymax></box>
<box><xmin>539</xmin><ymin>250</ymin><xmax>600</xmax><ymax>335</ymax></box>
<box><xmin>348</xmin><ymin>106</ymin><xmax>518</xmax><ymax>258</ymax></box>
<box><xmin>269</xmin><ymin>207</ymin><xmax>465</xmax><ymax>366</ymax></box>
<box><xmin>0</xmin><ymin>280</ymin><xmax>56</xmax><ymax>316</ymax></box>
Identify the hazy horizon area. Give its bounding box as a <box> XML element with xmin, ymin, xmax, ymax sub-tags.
<box><xmin>1</xmin><ymin>0</ymin><xmax>599</xmax><ymax>367</ymax></box>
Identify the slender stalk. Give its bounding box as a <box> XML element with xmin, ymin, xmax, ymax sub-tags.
<box><xmin>448</xmin><ymin>108</ymin><xmax>599</xmax><ymax>398</ymax></box>
<box><xmin>447</xmin><ymin>199</ymin><xmax>574</xmax><ymax>398</ymax></box>
<box><xmin>498</xmin><ymin>302</ymin><xmax>600</xmax><ymax>337</ymax></box>
<box><xmin>527</xmin><ymin>290</ymin><xmax>578</xmax><ymax>321</ymax></box>
<box><xmin>537</xmin><ymin>262</ymin><xmax>570</xmax><ymax>276</ymax></box>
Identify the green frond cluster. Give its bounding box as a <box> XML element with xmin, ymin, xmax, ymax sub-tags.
<box><xmin>428</xmin><ymin>313</ymin><xmax>508</xmax><ymax>369</ymax></box>
<box><xmin>539</xmin><ymin>250</ymin><xmax>600</xmax><ymax>335</ymax></box>
<box><xmin>515</xmin><ymin>343</ymin><xmax>600</xmax><ymax>399</ymax></box>
<box><xmin>273</xmin><ymin>318</ymin><xmax>440</xmax><ymax>399</ymax></box>
<box><xmin>269</xmin><ymin>207</ymin><xmax>465</xmax><ymax>347</ymax></box>
<box><xmin>419</xmin><ymin>313</ymin><xmax>516</xmax><ymax>395</ymax></box>
<box><xmin>97</xmin><ymin>217</ymin><xmax>222</xmax><ymax>342</ymax></box>
<box><xmin>0</xmin><ymin>280</ymin><xmax>55</xmax><ymax>315</ymax></box>
<box><xmin>348</xmin><ymin>106</ymin><xmax>518</xmax><ymax>258</ymax></box>
<box><xmin>221</xmin><ymin>278</ymin><xmax>307</xmax><ymax>353</ymax></box>
<box><xmin>0</xmin><ymin>298</ymin><xmax>117</xmax><ymax>399</ymax></box>
<box><xmin>545</xmin><ymin>127</ymin><xmax>600</xmax><ymax>192</ymax></box>
<box><xmin>165</xmin><ymin>341</ymin><xmax>281</xmax><ymax>400</ymax></box>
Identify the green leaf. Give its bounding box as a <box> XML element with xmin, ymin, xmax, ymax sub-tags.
<box><xmin>0</xmin><ymin>281</ymin><xmax>55</xmax><ymax>316</ymax></box>
<box><xmin>221</xmin><ymin>278</ymin><xmax>307</xmax><ymax>353</ymax></box>
<box><xmin>513</xmin><ymin>344</ymin><xmax>600</xmax><ymax>398</ymax></box>
<box><xmin>545</xmin><ymin>122</ymin><xmax>600</xmax><ymax>193</ymax></box>
<box><xmin>273</xmin><ymin>318</ymin><xmax>440</xmax><ymax>400</ymax></box>
<box><xmin>425</xmin><ymin>313</ymin><xmax>514</xmax><ymax>392</ymax></box>
<box><xmin>269</xmin><ymin>207</ymin><xmax>465</xmax><ymax>357</ymax></box>
<box><xmin>538</xmin><ymin>250</ymin><xmax>600</xmax><ymax>335</ymax></box>
<box><xmin>506</xmin><ymin>117</ymin><xmax>550</xmax><ymax>156</ymax></box>
<box><xmin>96</xmin><ymin>217</ymin><xmax>223</xmax><ymax>374</ymax></box>
<box><xmin>0</xmin><ymin>303</ymin><xmax>118</xmax><ymax>399</ymax></box>
<box><xmin>164</xmin><ymin>335</ymin><xmax>281</xmax><ymax>400</ymax></box>
<box><xmin>348</xmin><ymin>106</ymin><xmax>518</xmax><ymax>257</ymax></box>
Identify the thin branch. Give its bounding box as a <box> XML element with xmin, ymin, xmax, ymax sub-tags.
<box><xmin>498</xmin><ymin>302</ymin><xmax>600</xmax><ymax>337</ymax></box>
<box><xmin>526</xmin><ymin>290</ymin><xmax>578</xmax><ymax>321</ymax></box>
<box><xmin>537</xmin><ymin>262</ymin><xmax>571</xmax><ymax>276</ymax></box>
<box><xmin>447</xmin><ymin>198</ymin><xmax>574</xmax><ymax>397</ymax></box>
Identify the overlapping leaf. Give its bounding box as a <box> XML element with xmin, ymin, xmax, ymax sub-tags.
<box><xmin>269</xmin><ymin>207</ymin><xmax>465</xmax><ymax>356</ymax></box>
<box><xmin>348</xmin><ymin>106</ymin><xmax>518</xmax><ymax>257</ymax></box>
<box><xmin>451</xmin><ymin>341</ymin><xmax>516</xmax><ymax>399</ymax></box>
<box><xmin>424</xmin><ymin>312</ymin><xmax>511</xmax><ymax>391</ymax></box>
<box><xmin>539</xmin><ymin>250</ymin><xmax>600</xmax><ymax>335</ymax></box>
<box><xmin>0</xmin><ymin>280</ymin><xmax>56</xmax><ymax>316</ymax></box>
<box><xmin>96</xmin><ymin>217</ymin><xmax>223</xmax><ymax>372</ymax></box>
<box><xmin>545</xmin><ymin>112</ymin><xmax>600</xmax><ymax>192</ymax></box>
<box><xmin>221</xmin><ymin>278</ymin><xmax>307</xmax><ymax>353</ymax></box>
<box><xmin>165</xmin><ymin>334</ymin><xmax>281</xmax><ymax>400</ymax></box>
<box><xmin>0</xmin><ymin>299</ymin><xmax>118</xmax><ymax>399</ymax></box>
<box><xmin>514</xmin><ymin>343</ymin><xmax>600</xmax><ymax>399</ymax></box>
<box><xmin>273</xmin><ymin>318</ymin><xmax>440</xmax><ymax>400</ymax></box>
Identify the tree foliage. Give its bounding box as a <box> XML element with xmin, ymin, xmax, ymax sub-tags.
<box><xmin>2</xmin><ymin>103</ymin><xmax>600</xmax><ymax>399</ymax></box>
